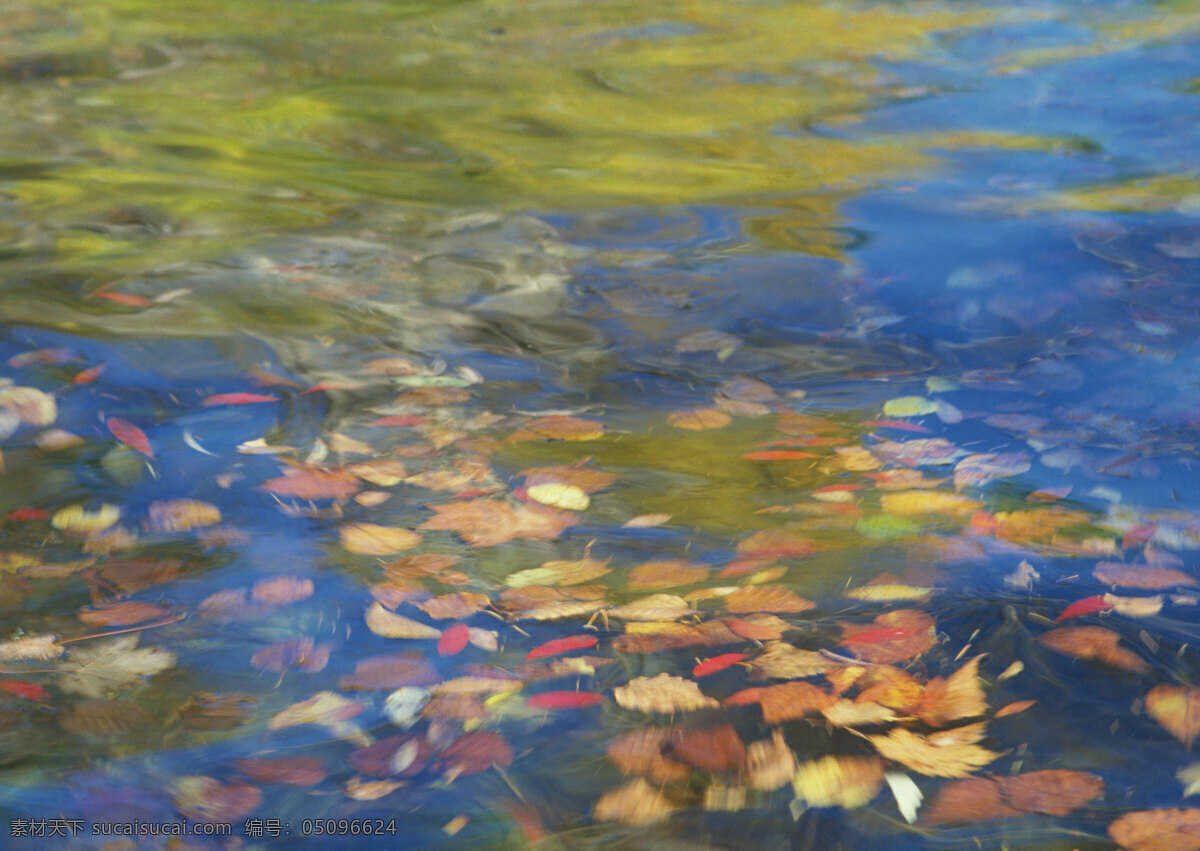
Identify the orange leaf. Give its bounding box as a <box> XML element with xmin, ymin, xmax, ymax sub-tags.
<box><xmin>1108</xmin><ymin>808</ymin><xmax>1200</xmax><ymax>851</ymax></box>
<box><xmin>1146</xmin><ymin>685</ymin><xmax>1200</xmax><ymax>747</ymax></box>
<box><xmin>725</xmin><ymin>585</ymin><xmax>815</xmax><ymax>614</ymax></box>
<box><xmin>1036</xmin><ymin>625</ymin><xmax>1149</xmax><ymax>673</ymax></box>
<box><xmin>667</xmin><ymin>408</ymin><xmax>731</xmax><ymax>430</ymax></box>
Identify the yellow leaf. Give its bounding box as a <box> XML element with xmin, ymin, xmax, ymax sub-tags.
<box><xmin>843</xmin><ymin>583</ymin><xmax>934</xmax><ymax>602</ymax></box>
<box><xmin>340</xmin><ymin>523</ymin><xmax>421</xmax><ymax>555</ymax></box>
<box><xmin>526</xmin><ymin>483</ymin><xmax>590</xmax><ymax>511</ymax></box>
<box><xmin>505</xmin><ymin>557</ymin><xmax>611</xmax><ymax>588</ymax></box>
<box><xmin>607</xmin><ymin>594</ymin><xmax>695</xmax><ymax>622</ymax></box>
<box><xmin>145</xmin><ymin>499</ymin><xmax>222</xmax><ymax>533</ymax></box>
<box><xmin>868</xmin><ymin>726</ymin><xmax>999</xmax><ymax>777</ymax></box>
<box><xmin>1147</xmin><ymin>685</ymin><xmax>1200</xmax><ymax>748</ymax></box>
<box><xmin>667</xmin><ymin>408</ymin><xmax>731</xmax><ymax>430</ymax></box>
<box><xmin>882</xmin><ymin>396</ymin><xmax>937</xmax><ymax>417</ymax></box>
<box><xmin>792</xmin><ymin>755</ymin><xmax>884</xmax><ymax>808</ymax></box>
<box><xmin>880</xmin><ymin>491</ymin><xmax>983</xmax><ymax>518</ymax></box>
<box><xmin>593</xmin><ymin>778</ymin><xmax>677</xmax><ymax>826</ymax></box>
<box><xmin>746</xmin><ymin>730</ymin><xmax>797</xmax><ymax>791</ymax></box>
<box><xmin>52</xmin><ymin>504</ymin><xmax>120</xmax><ymax>534</ymax></box>
<box><xmin>364</xmin><ymin>602</ymin><xmax>442</xmax><ymax>639</ymax></box>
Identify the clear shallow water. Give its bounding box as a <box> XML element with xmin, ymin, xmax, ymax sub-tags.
<box><xmin>2</xmin><ymin>1</ymin><xmax>1200</xmax><ymax>848</ymax></box>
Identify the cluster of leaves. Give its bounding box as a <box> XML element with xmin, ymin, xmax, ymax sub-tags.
<box><xmin>4</xmin><ymin>345</ymin><xmax>1200</xmax><ymax>849</ymax></box>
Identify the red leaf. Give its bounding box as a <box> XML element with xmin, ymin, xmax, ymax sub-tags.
<box><xmin>0</xmin><ymin>680</ymin><xmax>49</xmax><ymax>701</ymax></box>
<box><xmin>107</xmin><ymin>417</ymin><xmax>154</xmax><ymax>458</ymax></box>
<box><xmin>838</xmin><ymin>627</ymin><xmax>917</xmax><ymax>646</ymax></box>
<box><xmin>438</xmin><ymin>624</ymin><xmax>471</xmax><ymax>656</ymax></box>
<box><xmin>693</xmin><ymin>653</ymin><xmax>749</xmax><ymax>678</ymax></box>
<box><xmin>812</xmin><ymin>483</ymin><xmax>863</xmax><ymax>493</ymax></box>
<box><xmin>95</xmin><ymin>291</ymin><xmax>153</xmax><ymax>307</ymax></box>
<box><xmin>201</xmin><ymin>393</ymin><xmax>280</xmax><ymax>406</ymax></box>
<box><xmin>526</xmin><ymin>691</ymin><xmax>605</xmax><ymax>710</ymax></box>
<box><xmin>6</xmin><ymin>508</ymin><xmax>48</xmax><ymax>522</ymax></box>
<box><xmin>73</xmin><ymin>364</ymin><xmax>106</xmax><ymax>384</ymax></box>
<box><xmin>741</xmin><ymin>450</ymin><xmax>817</xmax><ymax>461</ymax></box>
<box><xmin>366</xmin><ymin>415</ymin><xmax>426</xmax><ymax>427</ymax></box>
<box><xmin>525</xmin><ymin>634</ymin><xmax>599</xmax><ymax>661</ymax></box>
<box><xmin>862</xmin><ymin>419</ymin><xmax>932</xmax><ymax>433</ymax></box>
<box><xmin>1054</xmin><ymin>595</ymin><xmax>1113</xmax><ymax>623</ymax></box>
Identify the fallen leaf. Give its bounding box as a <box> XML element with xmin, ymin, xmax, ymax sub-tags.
<box><xmin>922</xmin><ymin>770</ymin><xmax>1104</xmax><ymax>825</ymax></box>
<box><xmin>172</xmin><ymin>776</ymin><xmax>261</xmax><ymax>823</ymax></box>
<box><xmin>268</xmin><ymin>691</ymin><xmax>365</xmax><ymax>744</ymax></box>
<box><xmin>746</xmin><ymin>730</ymin><xmax>796</xmax><ymax>791</ymax></box>
<box><xmin>735</xmin><ymin>528</ymin><xmax>817</xmax><ymax>560</ymax></box>
<box><xmin>614</xmin><ymin>673</ymin><xmax>719</xmax><ymax>714</ymax></box>
<box><xmin>506</xmin><ymin>557</ymin><xmax>611</xmax><ymax>588</ymax></box>
<box><xmin>0</xmin><ymin>680</ymin><xmax>49</xmax><ymax>701</ymax></box>
<box><xmin>233</xmin><ymin>756</ymin><xmax>327</xmax><ymax>786</ymax></box>
<box><xmin>883</xmin><ymin>396</ymin><xmax>937</xmax><ymax>417</ymax></box>
<box><xmin>1037</xmin><ymin>625</ymin><xmax>1150</xmax><ymax>673</ymax></box>
<box><xmin>608</xmin><ymin>594</ymin><xmax>695</xmax><ymax>622</ymax></box>
<box><xmin>364</xmin><ymin>602</ymin><xmax>442</xmax><ymax>640</ymax></box>
<box><xmin>522</xmin><ymin>465</ymin><xmax>618</xmax><ymax>493</ymax></box>
<box><xmin>792</xmin><ymin>755</ymin><xmax>884</xmax><ymax>808</ymax></box>
<box><xmin>78</xmin><ymin>601</ymin><xmax>169</xmax><ymax>627</ymax></box>
<box><xmin>145</xmin><ymin>499</ymin><xmax>221</xmax><ymax>533</ymax></box>
<box><xmin>261</xmin><ymin>467</ymin><xmax>361</xmax><ymax>501</ymax></box>
<box><xmin>880</xmin><ymin>491</ymin><xmax>983</xmax><ymax>518</ymax></box>
<box><xmin>843</xmin><ymin>583</ymin><xmax>934</xmax><ymax>602</ymax></box>
<box><xmin>623</xmin><ymin>514</ymin><xmax>672</xmax><ymax>528</ymax></box>
<box><xmin>628</xmin><ymin>560</ymin><xmax>709</xmax><ymax>590</ymax></box>
<box><xmin>440</xmin><ymin>730</ymin><xmax>513</xmax><ymax>775</ymax></box>
<box><xmin>1055</xmin><ymin>595</ymin><xmax>1114</xmax><ymax>623</ymax></box>
<box><xmin>340</xmin><ymin>523</ymin><xmax>421</xmax><ymax>555</ymax></box>
<box><xmin>1094</xmin><ymin>563</ymin><xmax>1197</xmax><ymax>590</ymax></box>
<box><xmin>526</xmin><ymin>691</ymin><xmax>605</xmax><ymax>710</ymax></box>
<box><xmin>347</xmin><ymin>459</ymin><xmax>409</xmax><ymax>487</ymax></box>
<box><xmin>953</xmin><ymin>452</ymin><xmax>1030</xmax><ymax>490</ymax></box>
<box><xmin>338</xmin><ymin>656</ymin><xmax>439</xmax><ymax>690</ymax></box>
<box><xmin>51</xmin><ymin>504</ymin><xmax>120</xmax><ymax>535</ymax></box>
<box><xmin>416</xmin><ymin>592</ymin><xmax>491</xmax><ymax>620</ymax></box>
<box><xmin>57</xmin><ymin>635</ymin><xmax>175</xmax><ymax>698</ymax></box>
<box><xmin>1104</xmin><ymin>593</ymin><xmax>1164</xmax><ymax>618</ymax></box>
<box><xmin>1108</xmin><ymin>808</ymin><xmax>1200</xmax><ymax>851</ymax></box>
<box><xmin>251</xmin><ymin>575</ymin><xmax>315</xmax><ymax>606</ymax></box>
<box><xmin>667</xmin><ymin>724</ymin><xmax>745</xmax><ymax>772</ymax></box>
<box><xmin>59</xmin><ymin>699</ymin><xmax>154</xmax><ymax>736</ymax></box>
<box><xmin>668</xmin><ymin>408</ymin><xmax>731</xmax><ymax>430</ymax></box>
<box><xmin>821</xmin><ymin>699</ymin><xmax>898</xmax><ymax>728</ymax></box>
<box><xmin>526</xmin><ymin>634</ymin><xmax>599</xmax><ymax>661</ymax></box>
<box><xmin>886</xmin><ymin>771</ymin><xmax>923</xmax><ymax>824</ymax></box>
<box><xmin>839</xmin><ymin>610</ymin><xmax>937</xmax><ymax>664</ymax></box>
<box><xmin>593</xmin><ymin>777</ymin><xmax>677</xmax><ymax>826</ymax></box>
<box><xmin>693</xmin><ymin>653</ymin><xmax>749</xmax><ymax>678</ymax></box>
<box><xmin>107</xmin><ymin>417</ymin><xmax>154</xmax><ymax>458</ymax></box>
<box><xmin>868</xmin><ymin>726</ymin><xmax>999</xmax><ymax>777</ymax></box>
<box><xmin>607</xmin><ymin>726</ymin><xmax>691</xmax><ymax>782</ymax></box>
<box><xmin>917</xmin><ymin>657</ymin><xmax>987</xmax><ymax>728</ymax></box>
<box><xmin>506</xmin><ymin>416</ymin><xmax>604</xmax><ymax>442</ymax></box>
<box><xmin>201</xmin><ymin>393</ymin><xmax>279</xmax><ymax>406</ymax></box>
<box><xmin>758</xmin><ymin>682</ymin><xmax>836</xmax><ymax>723</ymax></box>
<box><xmin>527</xmin><ymin>483</ymin><xmax>589</xmax><ymax>511</ymax></box>
<box><xmin>421</xmin><ymin>499</ymin><xmax>578</xmax><ymax>547</ymax></box>
<box><xmin>725</xmin><ymin>585</ymin><xmax>815</xmax><ymax>614</ymax></box>
<box><xmin>1147</xmin><ymin>685</ymin><xmax>1200</xmax><ymax>747</ymax></box>
<box><xmin>994</xmin><ymin>699</ymin><xmax>1036</xmax><ymax>719</ymax></box>
<box><xmin>437</xmin><ymin>624</ymin><xmax>471</xmax><ymax>656</ymax></box>
<box><xmin>348</xmin><ymin>734</ymin><xmax>431</xmax><ymax>777</ymax></box>
<box><xmin>747</xmin><ymin>641</ymin><xmax>840</xmax><ymax>679</ymax></box>
<box><xmin>250</xmin><ymin>639</ymin><xmax>330</xmax><ymax>673</ymax></box>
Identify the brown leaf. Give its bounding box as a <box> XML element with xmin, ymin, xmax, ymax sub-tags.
<box><xmin>667</xmin><ymin>724</ymin><xmax>746</xmax><ymax>772</ymax></box>
<box><xmin>346</xmin><ymin>459</ymin><xmax>409</xmax><ymax>487</ymax></box>
<box><xmin>821</xmin><ymin>699</ymin><xmax>898</xmax><ymax>728</ymax></box>
<box><xmin>348</xmin><ymin>734</ymin><xmax>431</xmax><ymax>777</ymax></box>
<box><xmin>1037</xmin><ymin>625</ymin><xmax>1150</xmax><ymax>674</ymax></box>
<box><xmin>395</xmin><ymin>385</ymin><xmax>470</xmax><ymax>406</ymax></box>
<box><xmin>613</xmin><ymin>620</ymin><xmax>740</xmax><ymax>653</ymax></box>
<box><xmin>725</xmin><ymin>585</ymin><xmax>815</xmax><ymax>614</ymax></box>
<box><xmin>1108</xmin><ymin>808</ymin><xmax>1200</xmax><ymax>851</ymax></box>
<box><xmin>667</xmin><ymin>408</ymin><xmax>731</xmax><ymax>430</ymax></box>
<box><xmin>868</xmin><ymin>726</ymin><xmax>999</xmax><ymax>778</ymax></box>
<box><xmin>415</xmin><ymin>592</ymin><xmax>491</xmax><ymax>620</ymax></box>
<box><xmin>250</xmin><ymin>638</ymin><xmax>330</xmax><ymax>673</ymax></box>
<box><xmin>92</xmin><ymin>556</ymin><xmax>180</xmax><ymax>594</ymax></box>
<box><xmin>1146</xmin><ymin>685</ymin><xmax>1200</xmax><ymax>747</ymax></box>
<box><xmin>593</xmin><ymin>777</ymin><xmax>677</xmax><ymax>826</ymax></box>
<box><xmin>746</xmin><ymin>730</ymin><xmax>796</xmax><ymax>791</ymax></box>
<box><xmin>420</xmin><ymin>498</ymin><xmax>579</xmax><ymax>547</ymax></box>
<box><xmin>917</xmin><ymin>657</ymin><xmax>987</xmax><ymax>727</ymax></box>
<box><xmin>505</xmin><ymin>415</ymin><xmax>604</xmax><ymax>442</ymax></box>
<box><xmin>233</xmin><ymin>756</ymin><xmax>327</xmax><ymax>786</ymax></box>
<box><xmin>735</xmin><ymin>528</ymin><xmax>818</xmax><ymax>560</ymax></box>
<box><xmin>261</xmin><ymin>466</ymin><xmax>361</xmax><ymax>501</ymax></box>
<box><xmin>998</xmin><ymin>770</ymin><xmax>1104</xmax><ymax>816</ymax></box>
<box><xmin>439</xmin><ymin>730</ymin><xmax>513</xmax><ymax>775</ymax></box>
<box><xmin>145</xmin><ymin>499</ymin><xmax>222</xmax><ymax>533</ymax></box>
<box><xmin>608</xmin><ymin>594</ymin><xmax>695</xmax><ymax>622</ymax></box>
<box><xmin>614</xmin><ymin>673</ymin><xmax>719</xmax><ymax>713</ymax></box>
<box><xmin>338</xmin><ymin>655</ymin><xmax>440</xmax><ymax>690</ymax></box>
<box><xmin>522</xmin><ymin>465</ymin><xmax>618</xmax><ymax>493</ymax></box>
<box><xmin>1094</xmin><ymin>563</ymin><xmax>1197</xmax><ymax>590</ymax></box>
<box><xmin>792</xmin><ymin>755</ymin><xmax>884</xmax><ymax>808</ymax></box>
<box><xmin>506</xmin><ymin>557</ymin><xmax>611</xmax><ymax>588</ymax></box>
<box><xmin>855</xmin><ymin>665</ymin><xmax>924</xmax><ymax>714</ymax></box>
<box><xmin>758</xmin><ymin>681</ymin><xmax>836</xmax><ymax>724</ymax></box>
<box><xmin>607</xmin><ymin>727</ymin><xmax>691</xmax><ymax>782</ymax></box>
<box><xmin>59</xmin><ymin>699</ymin><xmax>155</xmax><ymax>737</ymax></box>
<box><xmin>178</xmin><ymin>692</ymin><xmax>256</xmax><ymax>731</ymax></box>
<box><xmin>921</xmin><ymin>776</ymin><xmax>1018</xmax><ymax>825</ymax></box>
<box><xmin>77</xmin><ymin>601</ymin><xmax>169</xmax><ymax>627</ymax></box>
<box><xmin>627</xmin><ymin>560</ymin><xmax>710</xmax><ymax>590</ymax></box>
<box><xmin>340</xmin><ymin>523</ymin><xmax>421</xmax><ymax>555</ymax></box>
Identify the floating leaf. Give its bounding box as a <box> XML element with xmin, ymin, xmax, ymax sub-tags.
<box><xmin>668</xmin><ymin>724</ymin><xmax>745</xmax><ymax>772</ymax></box>
<box><xmin>623</xmin><ymin>513</ymin><xmax>672</xmax><ymax>528</ymax></box>
<box><xmin>747</xmin><ymin>730</ymin><xmax>796</xmax><ymax>791</ymax></box>
<box><xmin>747</xmin><ymin>641</ymin><xmax>840</xmax><ymax>680</ymax></box>
<box><xmin>51</xmin><ymin>504</ymin><xmax>120</xmax><ymax>535</ymax></box>
<box><xmin>78</xmin><ymin>601</ymin><xmax>169</xmax><ymax>627</ymax></box>
<box><xmin>338</xmin><ymin>656</ymin><xmax>440</xmax><ymax>690</ymax></box>
<box><xmin>839</xmin><ymin>609</ymin><xmax>937</xmax><ymax>664</ymax></box>
<box><xmin>145</xmin><ymin>498</ymin><xmax>221</xmax><ymax>533</ymax></box>
<box><xmin>383</xmin><ymin>687</ymin><xmax>431</xmax><ymax>728</ymax></box>
<box><xmin>821</xmin><ymin>699</ymin><xmax>898</xmax><ymax>728</ymax></box>
<box><xmin>614</xmin><ymin>673</ymin><xmax>719</xmax><ymax>713</ymax></box>
<box><xmin>917</xmin><ymin>657</ymin><xmax>987</xmax><ymax>728</ymax></box>
<box><xmin>506</xmin><ymin>416</ymin><xmax>604</xmax><ymax>442</ymax></box>
<box><xmin>525</xmin><ymin>634</ymin><xmax>599</xmax><ymax>661</ymax></box>
<box><xmin>59</xmin><ymin>699</ymin><xmax>154</xmax><ymax>736</ymax></box>
<box><xmin>1055</xmin><ymin>595</ymin><xmax>1113</xmax><ymax>623</ymax></box>
<box><xmin>923</xmin><ymin>770</ymin><xmax>1104</xmax><ymax>825</ymax></box>
<box><xmin>868</xmin><ymin>725</ymin><xmax>999</xmax><ymax>777</ymax></box>
<box><xmin>340</xmin><ymin>523</ymin><xmax>421</xmax><ymax>555</ymax></box>
<box><xmin>233</xmin><ymin>756</ymin><xmax>326</xmax><ymax>787</ymax></box>
<box><xmin>416</xmin><ymin>592</ymin><xmax>491</xmax><ymax>620</ymax></box>
<box><xmin>0</xmin><ymin>385</ymin><xmax>55</xmax><ymax>426</ymax></box>
<box><xmin>251</xmin><ymin>575</ymin><xmax>315</xmax><ymax>606</ymax></box>
<box><xmin>261</xmin><ymin>467</ymin><xmax>361</xmax><ymax>501</ymax></box>
<box><xmin>607</xmin><ymin>726</ymin><xmax>691</xmax><ymax>782</ymax></box>
<box><xmin>438</xmin><ymin>624</ymin><xmax>471</xmax><ymax>656</ymax></box>
<box><xmin>608</xmin><ymin>594</ymin><xmax>695</xmax><ymax>622</ymax></box>
<box><xmin>882</xmin><ymin>397</ymin><xmax>937</xmax><ymax>417</ymax></box>
<box><xmin>1094</xmin><ymin>563</ymin><xmax>1197</xmax><ymax>590</ymax></box>
<box><xmin>667</xmin><ymin>408</ymin><xmax>731</xmax><ymax>430</ymax></box>
<box><xmin>364</xmin><ymin>603</ymin><xmax>442</xmax><ymax>640</ymax></box>
<box><xmin>880</xmin><ymin>491</ymin><xmax>983</xmax><ymax>518</ymax></box>
<box><xmin>57</xmin><ymin>635</ymin><xmax>176</xmax><ymax>698</ymax></box>
<box><xmin>1108</xmin><ymin>808</ymin><xmax>1200</xmax><ymax>851</ymax></box>
<box><xmin>725</xmin><ymin>585</ymin><xmax>815</xmax><ymax>614</ymax></box>
<box><xmin>172</xmin><ymin>776</ymin><xmax>261</xmax><ymax>823</ymax></box>
<box><xmin>735</xmin><ymin>528</ymin><xmax>817</xmax><ymax>560</ymax></box>
<box><xmin>758</xmin><ymin>682</ymin><xmax>836</xmax><ymax>724</ymax></box>
<box><xmin>506</xmin><ymin>557</ymin><xmax>611</xmax><ymax>588</ymax></box>
<box><xmin>843</xmin><ymin>583</ymin><xmax>933</xmax><ymax>602</ymax></box>
<box><xmin>793</xmin><ymin>755</ymin><xmax>884</xmax><ymax>808</ymax></box>
<box><xmin>593</xmin><ymin>777</ymin><xmax>677</xmax><ymax>826</ymax></box>
<box><xmin>693</xmin><ymin>653</ymin><xmax>749</xmax><ymax>678</ymax></box>
<box><xmin>0</xmin><ymin>679</ymin><xmax>49</xmax><ymax>702</ymax></box>
<box><xmin>106</xmin><ymin>417</ymin><xmax>154</xmax><ymax>458</ymax></box>
<box><xmin>953</xmin><ymin>452</ymin><xmax>1030</xmax><ymax>490</ymax></box>
<box><xmin>421</xmin><ymin>498</ymin><xmax>579</xmax><ymax>547</ymax></box>
<box><xmin>742</xmin><ymin>449</ymin><xmax>816</xmax><ymax>461</ymax></box>
<box><xmin>1147</xmin><ymin>685</ymin><xmax>1200</xmax><ymax>748</ymax></box>
<box><xmin>347</xmin><ymin>459</ymin><xmax>409</xmax><ymax>487</ymax></box>
<box><xmin>1037</xmin><ymin>625</ymin><xmax>1149</xmax><ymax>673</ymax></box>
<box><xmin>251</xmin><ymin>638</ymin><xmax>330</xmax><ymax>673</ymax></box>
<box><xmin>527</xmin><ymin>483</ymin><xmax>590</xmax><ymax>511</ymax></box>
<box><xmin>440</xmin><ymin>730</ymin><xmax>513</xmax><ymax>775</ymax></box>
<box><xmin>268</xmin><ymin>692</ymin><xmax>364</xmax><ymax>735</ymax></box>
<box><xmin>527</xmin><ymin>691</ymin><xmax>605</xmax><ymax>710</ymax></box>
<box><xmin>201</xmin><ymin>393</ymin><xmax>279</xmax><ymax>406</ymax></box>
<box><xmin>886</xmin><ymin>772</ymin><xmax>923</xmax><ymax>824</ymax></box>
<box><xmin>628</xmin><ymin>560</ymin><xmax>709</xmax><ymax>590</ymax></box>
